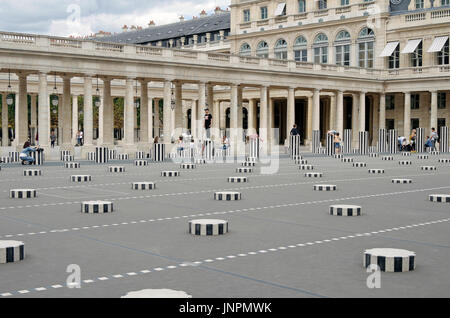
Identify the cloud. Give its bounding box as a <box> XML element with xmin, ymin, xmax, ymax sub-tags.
<box><xmin>0</xmin><ymin>0</ymin><xmax>230</xmax><ymax>37</ymax></box>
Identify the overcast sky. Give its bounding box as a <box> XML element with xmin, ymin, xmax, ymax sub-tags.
<box><xmin>0</xmin><ymin>0</ymin><xmax>230</xmax><ymax>37</ymax></box>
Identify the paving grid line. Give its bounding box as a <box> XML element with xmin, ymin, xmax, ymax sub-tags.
<box><xmin>1</xmin><ymin>216</ymin><xmax>449</xmax><ymax>298</ymax></box>
<box><xmin>1</xmin><ymin>184</ymin><xmax>449</xmax><ymax>240</ymax></box>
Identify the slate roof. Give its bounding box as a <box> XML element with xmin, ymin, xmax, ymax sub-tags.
<box><xmin>92</xmin><ymin>12</ymin><xmax>230</xmax><ymax>45</ymax></box>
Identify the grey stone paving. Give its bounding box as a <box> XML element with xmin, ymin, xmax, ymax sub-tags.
<box><xmin>0</xmin><ymin>153</ymin><xmax>449</xmax><ymax>298</ymax></box>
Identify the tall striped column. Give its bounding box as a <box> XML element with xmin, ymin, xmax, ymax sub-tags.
<box><xmin>95</xmin><ymin>147</ymin><xmax>109</xmax><ymax>163</ymax></box>
<box><xmin>290</xmin><ymin>135</ymin><xmax>301</xmax><ymax>159</ymax></box>
<box><xmin>388</xmin><ymin>129</ymin><xmax>398</xmax><ymax>154</ymax></box>
<box><xmin>378</xmin><ymin>129</ymin><xmax>387</xmax><ymax>153</ymax></box>
<box><xmin>249</xmin><ymin>138</ymin><xmax>260</xmax><ymax>158</ymax></box>
<box><xmin>312</xmin><ymin>130</ymin><xmax>320</xmax><ymax>154</ymax></box>
<box><xmin>440</xmin><ymin>126</ymin><xmax>449</xmax><ymax>153</ymax></box>
<box><xmin>153</xmin><ymin>144</ymin><xmax>165</xmax><ymax>162</ymax></box>
<box><xmin>343</xmin><ymin>129</ymin><xmax>352</xmax><ymax>154</ymax></box>
<box><xmin>359</xmin><ymin>131</ymin><xmax>369</xmax><ymax>155</ymax></box>
<box><xmin>204</xmin><ymin>140</ymin><xmax>214</xmax><ymax>160</ymax></box>
<box><xmin>326</xmin><ymin>133</ymin><xmax>335</xmax><ymax>156</ymax></box>
<box><xmin>416</xmin><ymin>128</ymin><xmax>425</xmax><ymax>153</ymax></box>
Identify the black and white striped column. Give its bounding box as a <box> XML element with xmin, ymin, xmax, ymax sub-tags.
<box><xmin>153</xmin><ymin>144</ymin><xmax>165</xmax><ymax>162</ymax></box>
<box><xmin>249</xmin><ymin>138</ymin><xmax>260</xmax><ymax>159</ymax></box>
<box><xmin>189</xmin><ymin>219</ymin><xmax>228</xmax><ymax>236</ymax></box>
<box><xmin>204</xmin><ymin>140</ymin><xmax>214</xmax><ymax>160</ymax></box>
<box><xmin>109</xmin><ymin>149</ymin><xmax>118</xmax><ymax>160</ymax></box>
<box><xmin>0</xmin><ymin>241</ymin><xmax>25</xmax><ymax>264</ymax></box>
<box><xmin>95</xmin><ymin>147</ymin><xmax>109</xmax><ymax>164</ymax></box>
<box><xmin>132</xmin><ymin>182</ymin><xmax>156</xmax><ymax>190</ymax></box>
<box><xmin>429</xmin><ymin>194</ymin><xmax>450</xmax><ymax>203</ymax></box>
<box><xmin>214</xmin><ymin>192</ymin><xmax>241</xmax><ymax>201</ymax></box>
<box><xmin>60</xmin><ymin>150</ymin><xmax>71</xmax><ymax>161</ymax></box>
<box><xmin>118</xmin><ymin>154</ymin><xmax>129</xmax><ymax>160</ymax></box>
<box><xmin>290</xmin><ymin>135</ymin><xmax>301</xmax><ymax>159</ymax></box>
<box><xmin>312</xmin><ymin>130</ymin><xmax>321</xmax><ymax>154</ymax></box>
<box><xmin>343</xmin><ymin>129</ymin><xmax>352</xmax><ymax>154</ymax></box>
<box><xmin>109</xmin><ymin>166</ymin><xmax>125</xmax><ymax>173</ymax></box>
<box><xmin>31</xmin><ymin>150</ymin><xmax>45</xmax><ymax>166</ymax></box>
<box><xmin>81</xmin><ymin>201</ymin><xmax>114</xmax><ymax>214</ymax></box>
<box><xmin>378</xmin><ymin>129</ymin><xmax>387</xmax><ymax>153</ymax></box>
<box><xmin>9</xmin><ymin>152</ymin><xmax>19</xmax><ymax>162</ymax></box>
<box><xmin>135</xmin><ymin>151</ymin><xmax>146</xmax><ymax>160</ymax></box>
<box><xmin>23</xmin><ymin>169</ymin><xmax>41</xmax><ymax>176</ymax></box>
<box><xmin>161</xmin><ymin>171</ymin><xmax>180</xmax><ymax>177</ymax></box>
<box><xmin>71</xmin><ymin>175</ymin><xmax>92</xmax><ymax>182</ymax></box>
<box><xmin>326</xmin><ymin>133</ymin><xmax>335</xmax><ymax>157</ymax></box>
<box><xmin>330</xmin><ymin>205</ymin><xmax>361</xmax><ymax>216</ymax></box>
<box><xmin>416</xmin><ymin>128</ymin><xmax>425</xmax><ymax>153</ymax></box>
<box><xmin>87</xmin><ymin>152</ymin><xmax>96</xmax><ymax>161</ymax></box>
<box><xmin>388</xmin><ymin>129</ymin><xmax>398</xmax><ymax>154</ymax></box>
<box><xmin>364</xmin><ymin>248</ymin><xmax>416</xmax><ymax>272</ymax></box>
<box><xmin>228</xmin><ymin>177</ymin><xmax>248</xmax><ymax>183</ymax></box>
<box><xmin>10</xmin><ymin>189</ymin><xmax>37</xmax><ymax>199</ymax></box>
<box><xmin>135</xmin><ymin>160</ymin><xmax>148</xmax><ymax>166</ymax></box>
<box><xmin>440</xmin><ymin>126</ymin><xmax>449</xmax><ymax>153</ymax></box>
<box><xmin>359</xmin><ymin>131</ymin><xmax>369</xmax><ymax>155</ymax></box>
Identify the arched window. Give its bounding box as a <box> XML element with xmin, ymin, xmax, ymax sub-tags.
<box><xmin>239</xmin><ymin>43</ymin><xmax>251</xmax><ymax>56</ymax></box>
<box><xmin>298</xmin><ymin>0</ymin><xmax>306</xmax><ymax>12</ymax></box>
<box><xmin>274</xmin><ymin>38</ymin><xmax>288</xmax><ymax>60</ymax></box>
<box><xmin>358</xmin><ymin>27</ymin><xmax>375</xmax><ymax>68</ymax></box>
<box><xmin>256</xmin><ymin>41</ymin><xmax>269</xmax><ymax>58</ymax></box>
<box><xmin>313</xmin><ymin>33</ymin><xmax>328</xmax><ymax>64</ymax></box>
<box><xmin>335</xmin><ymin>30</ymin><xmax>351</xmax><ymax>66</ymax></box>
<box><xmin>294</xmin><ymin>36</ymin><xmax>307</xmax><ymax>62</ymax></box>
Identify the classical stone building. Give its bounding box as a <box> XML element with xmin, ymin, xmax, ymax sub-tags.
<box><xmin>0</xmin><ymin>0</ymin><xmax>449</xmax><ymax>158</ymax></box>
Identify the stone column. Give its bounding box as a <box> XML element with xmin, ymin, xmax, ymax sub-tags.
<box><xmin>213</xmin><ymin>99</ymin><xmax>220</xmax><ymax>139</ymax></box>
<box><xmin>163</xmin><ymin>80</ymin><xmax>172</xmax><ymax>143</ymax></box>
<box><xmin>175</xmin><ymin>81</ymin><xmax>183</xmax><ymax>132</ymax></box>
<box><xmin>154</xmin><ymin>98</ymin><xmax>160</xmax><ymax>137</ymax></box>
<box><xmin>336</xmin><ymin>90</ymin><xmax>344</xmax><ymax>137</ymax></box>
<box><xmin>30</xmin><ymin>94</ymin><xmax>37</xmax><ymax>130</ymax></box>
<box><xmin>329</xmin><ymin>94</ymin><xmax>336</xmax><ymax>131</ymax></box>
<box><xmin>259</xmin><ymin>86</ymin><xmax>268</xmax><ymax>153</ymax></box>
<box><xmin>191</xmin><ymin>100</ymin><xmax>197</xmax><ymax>138</ymax></box>
<box><xmin>430</xmin><ymin>90</ymin><xmax>438</xmax><ymax>131</ymax></box>
<box><xmin>359</xmin><ymin>92</ymin><xmax>366</xmax><ymax>132</ymax></box>
<box><xmin>17</xmin><ymin>74</ymin><xmax>28</xmax><ymax>146</ymax></box>
<box><xmin>38</xmin><ymin>73</ymin><xmax>49</xmax><ymax>147</ymax></box>
<box><xmin>287</xmin><ymin>87</ymin><xmax>295</xmax><ymax>140</ymax></box>
<box><xmin>248</xmin><ymin>99</ymin><xmax>256</xmax><ymax>135</ymax></box>
<box><xmin>14</xmin><ymin>94</ymin><xmax>18</xmax><ymax>146</ymax></box>
<box><xmin>61</xmin><ymin>76</ymin><xmax>72</xmax><ymax>147</ymax></box>
<box><xmin>83</xmin><ymin>76</ymin><xmax>93</xmax><ymax>146</ymax></box>
<box><xmin>102</xmin><ymin>78</ymin><xmax>114</xmax><ymax>145</ymax></box>
<box><xmin>312</xmin><ymin>89</ymin><xmax>320</xmax><ymax>131</ymax></box>
<box><xmin>403</xmin><ymin>92</ymin><xmax>411</xmax><ymax>137</ymax></box>
<box><xmin>148</xmin><ymin>96</ymin><xmax>154</xmax><ymax>142</ymax></box>
<box><xmin>306</xmin><ymin>95</ymin><xmax>313</xmax><ymax>144</ymax></box>
<box><xmin>198</xmin><ymin>82</ymin><xmax>206</xmax><ymax>138</ymax></box>
<box><xmin>140</xmin><ymin>80</ymin><xmax>149</xmax><ymax>144</ymax></box>
<box><xmin>72</xmin><ymin>95</ymin><xmax>78</xmax><ymax>145</ymax></box>
<box><xmin>1</xmin><ymin>93</ymin><xmax>8</xmax><ymax>146</ymax></box>
<box><xmin>124</xmin><ymin>78</ymin><xmax>135</xmax><ymax>145</ymax></box>
<box><xmin>352</xmin><ymin>94</ymin><xmax>359</xmax><ymax>145</ymax></box>
<box><xmin>379</xmin><ymin>93</ymin><xmax>386</xmax><ymax>130</ymax></box>
<box><xmin>268</xmin><ymin>95</ymin><xmax>274</xmax><ymax>145</ymax></box>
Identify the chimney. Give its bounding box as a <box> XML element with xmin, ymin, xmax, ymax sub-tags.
<box><xmin>179</xmin><ymin>15</ymin><xmax>185</xmax><ymax>22</ymax></box>
<box><xmin>148</xmin><ymin>20</ymin><xmax>156</xmax><ymax>27</ymax></box>
<box><xmin>199</xmin><ymin>9</ymin><xmax>207</xmax><ymax>18</ymax></box>
<box><xmin>122</xmin><ymin>25</ymin><xmax>128</xmax><ymax>32</ymax></box>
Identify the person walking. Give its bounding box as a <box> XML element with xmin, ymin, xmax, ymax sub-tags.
<box><xmin>431</xmin><ymin>128</ymin><xmax>439</xmax><ymax>149</ymax></box>
<box><xmin>204</xmin><ymin>108</ymin><xmax>212</xmax><ymax>140</ymax></box>
<box><xmin>50</xmin><ymin>131</ymin><xmax>56</xmax><ymax>148</ymax></box>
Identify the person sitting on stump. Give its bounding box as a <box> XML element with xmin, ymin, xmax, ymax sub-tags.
<box><xmin>19</xmin><ymin>141</ymin><xmax>40</xmax><ymax>165</ymax></box>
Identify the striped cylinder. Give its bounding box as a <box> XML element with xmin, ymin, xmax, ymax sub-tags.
<box><xmin>429</xmin><ymin>150</ymin><xmax>440</xmax><ymax>155</ymax></box>
<box><xmin>135</xmin><ymin>160</ymin><xmax>148</xmax><ymax>166</ymax></box>
<box><xmin>31</xmin><ymin>150</ymin><xmax>45</xmax><ymax>165</ymax></box>
<box><xmin>71</xmin><ymin>175</ymin><xmax>92</xmax><ymax>182</ymax></box>
<box><xmin>314</xmin><ymin>184</ymin><xmax>336</xmax><ymax>191</ymax></box>
<box><xmin>87</xmin><ymin>152</ymin><xmax>96</xmax><ymax>161</ymax></box>
<box><xmin>438</xmin><ymin>158</ymin><xmax>450</xmax><ymax>163</ymax></box>
<box><xmin>109</xmin><ymin>166</ymin><xmax>125</xmax><ymax>173</ymax></box>
<box><xmin>63</xmin><ymin>155</ymin><xmax>74</xmax><ymax>162</ymax></box>
<box><xmin>292</xmin><ymin>155</ymin><xmax>303</xmax><ymax>161</ymax></box>
<box><xmin>290</xmin><ymin>135</ymin><xmax>301</xmax><ymax>159</ymax></box>
<box><xmin>65</xmin><ymin>162</ymin><xmax>80</xmax><ymax>169</ymax></box>
<box><xmin>417</xmin><ymin>155</ymin><xmax>429</xmax><ymax>159</ymax></box>
<box><xmin>392</xmin><ymin>179</ymin><xmax>412</xmax><ymax>184</ymax></box>
<box><xmin>334</xmin><ymin>154</ymin><xmax>343</xmax><ymax>159</ymax></box>
<box><xmin>95</xmin><ymin>147</ymin><xmax>109</xmax><ymax>164</ymax></box>
<box><xmin>399</xmin><ymin>160</ymin><xmax>412</xmax><ymax>166</ymax></box>
<box><xmin>305</xmin><ymin>172</ymin><xmax>323</xmax><ymax>178</ymax></box>
<box><xmin>189</xmin><ymin>219</ymin><xmax>228</xmax><ymax>236</ymax></box>
<box><xmin>359</xmin><ymin>131</ymin><xmax>369</xmax><ymax>155</ymax></box>
<box><xmin>237</xmin><ymin>168</ymin><xmax>253</xmax><ymax>173</ymax></box>
<box><xmin>401</xmin><ymin>152</ymin><xmax>411</xmax><ymax>157</ymax></box>
<box><xmin>299</xmin><ymin>165</ymin><xmax>314</xmax><ymax>170</ymax></box>
<box><xmin>181</xmin><ymin>163</ymin><xmax>196</xmax><ymax>169</ymax></box>
<box><xmin>388</xmin><ymin>129</ymin><xmax>398</xmax><ymax>154</ymax></box>
<box><xmin>343</xmin><ymin>129</ymin><xmax>352</xmax><ymax>154</ymax></box>
<box><xmin>204</xmin><ymin>140</ymin><xmax>214</xmax><ymax>160</ymax></box>
<box><xmin>249</xmin><ymin>138</ymin><xmax>260</xmax><ymax>158</ymax></box>
<box><xmin>153</xmin><ymin>144</ymin><xmax>165</xmax><ymax>162</ymax></box>
<box><xmin>228</xmin><ymin>177</ymin><xmax>248</xmax><ymax>183</ymax></box>
<box><xmin>9</xmin><ymin>152</ymin><xmax>19</xmax><ymax>162</ymax></box>
<box><xmin>382</xmin><ymin>155</ymin><xmax>394</xmax><ymax>161</ymax></box>
<box><xmin>369</xmin><ymin>146</ymin><xmax>376</xmax><ymax>154</ymax></box>
<box><xmin>369</xmin><ymin>169</ymin><xmax>385</xmax><ymax>174</ymax></box>
<box><xmin>364</xmin><ymin>248</ymin><xmax>416</xmax><ymax>273</ymax></box>
<box><xmin>132</xmin><ymin>182</ymin><xmax>156</xmax><ymax>190</ymax></box>
<box><xmin>353</xmin><ymin>162</ymin><xmax>367</xmax><ymax>168</ymax></box>
<box><xmin>81</xmin><ymin>201</ymin><xmax>113</xmax><ymax>214</ymax></box>
<box><xmin>242</xmin><ymin>162</ymin><xmax>256</xmax><ymax>167</ymax></box>
<box><xmin>330</xmin><ymin>205</ymin><xmax>361</xmax><ymax>216</ymax></box>
<box><xmin>378</xmin><ymin>129</ymin><xmax>387</xmax><ymax>153</ymax></box>
<box><xmin>246</xmin><ymin>156</ymin><xmax>257</xmax><ymax>163</ymax></box>
<box><xmin>109</xmin><ymin>149</ymin><xmax>118</xmax><ymax>160</ymax></box>
<box><xmin>0</xmin><ymin>157</ymin><xmax>11</xmax><ymax>163</ymax></box>
<box><xmin>440</xmin><ymin>126</ymin><xmax>449</xmax><ymax>153</ymax></box>
<box><xmin>118</xmin><ymin>154</ymin><xmax>129</xmax><ymax>160</ymax></box>
<box><xmin>0</xmin><ymin>241</ymin><xmax>25</xmax><ymax>264</ymax></box>
<box><xmin>195</xmin><ymin>159</ymin><xmax>206</xmax><ymax>165</ymax></box>
<box><xmin>429</xmin><ymin>194</ymin><xmax>450</xmax><ymax>203</ymax></box>
<box><xmin>60</xmin><ymin>150</ymin><xmax>71</xmax><ymax>161</ymax></box>
<box><xmin>161</xmin><ymin>171</ymin><xmax>179</xmax><ymax>177</ymax></box>
<box><xmin>369</xmin><ymin>153</ymin><xmax>379</xmax><ymax>158</ymax></box>
<box><xmin>421</xmin><ymin>166</ymin><xmax>436</xmax><ymax>171</ymax></box>
<box><xmin>10</xmin><ymin>189</ymin><xmax>36</xmax><ymax>199</ymax></box>
<box><xmin>23</xmin><ymin>169</ymin><xmax>41</xmax><ymax>176</ymax></box>
<box><xmin>312</xmin><ymin>130</ymin><xmax>321</xmax><ymax>154</ymax></box>
<box><xmin>135</xmin><ymin>151</ymin><xmax>146</xmax><ymax>160</ymax></box>
<box><xmin>416</xmin><ymin>128</ymin><xmax>425</xmax><ymax>153</ymax></box>
<box><xmin>342</xmin><ymin>158</ymin><xmax>354</xmax><ymax>163</ymax></box>
<box><xmin>295</xmin><ymin>159</ymin><xmax>308</xmax><ymax>165</ymax></box>
<box><xmin>214</xmin><ymin>192</ymin><xmax>241</xmax><ymax>201</ymax></box>
<box><xmin>326</xmin><ymin>133</ymin><xmax>335</xmax><ymax>157</ymax></box>
<box><xmin>352</xmin><ymin>148</ymin><xmax>360</xmax><ymax>154</ymax></box>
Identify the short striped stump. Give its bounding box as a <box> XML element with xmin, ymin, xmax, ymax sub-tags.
<box><xmin>65</xmin><ymin>162</ymin><xmax>80</xmax><ymax>169</ymax></box>
<box><xmin>392</xmin><ymin>179</ymin><xmax>412</xmax><ymax>184</ymax></box>
<box><xmin>401</xmin><ymin>152</ymin><xmax>411</xmax><ymax>157</ymax></box>
<box><xmin>82</xmin><ymin>201</ymin><xmax>114</xmax><ymax>214</ymax></box>
<box><xmin>161</xmin><ymin>171</ymin><xmax>180</xmax><ymax>177</ymax></box>
<box><xmin>294</xmin><ymin>159</ymin><xmax>308</xmax><ymax>165</ymax></box>
<box><xmin>292</xmin><ymin>155</ymin><xmax>303</xmax><ymax>161</ymax></box>
<box><xmin>189</xmin><ymin>219</ymin><xmax>228</xmax><ymax>236</ymax></box>
<box><xmin>369</xmin><ymin>169</ymin><xmax>385</xmax><ymax>174</ymax></box>
<box><xmin>429</xmin><ymin>194</ymin><xmax>450</xmax><ymax>203</ymax></box>
<box><xmin>364</xmin><ymin>248</ymin><xmax>416</xmax><ymax>273</ymax></box>
<box><xmin>135</xmin><ymin>151</ymin><xmax>146</xmax><ymax>159</ymax></box>
<box><xmin>430</xmin><ymin>151</ymin><xmax>440</xmax><ymax>155</ymax></box>
<box><xmin>369</xmin><ymin>153</ymin><xmax>379</xmax><ymax>158</ymax></box>
<box><xmin>314</xmin><ymin>185</ymin><xmax>336</xmax><ymax>191</ymax></box>
<box><xmin>242</xmin><ymin>162</ymin><xmax>256</xmax><ymax>167</ymax></box>
<box><xmin>334</xmin><ymin>154</ymin><xmax>343</xmax><ymax>159</ymax></box>
<box><xmin>329</xmin><ymin>205</ymin><xmax>361</xmax><ymax>216</ymax></box>
<box><xmin>181</xmin><ymin>164</ymin><xmax>196</xmax><ymax>170</ymax></box>
<box><xmin>299</xmin><ymin>165</ymin><xmax>314</xmax><ymax>170</ymax></box>
<box><xmin>438</xmin><ymin>158</ymin><xmax>450</xmax><ymax>163</ymax></box>
<box><xmin>132</xmin><ymin>182</ymin><xmax>156</xmax><ymax>190</ymax></box>
<box><xmin>417</xmin><ymin>155</ymin><xmax>429</xmax><ymax>160</ymax></box>
<box><xmin>23</xmin><ymin>169</ymin><xmax>41</xmax><ymax>176</ymax></box>
<box><xmin>421</xmin><ymin>166</ymin><xmax>436</xmax><ymax>171</ymax></box>
<box><xmin>118</xmin><ymin>154</ymin><xmax>129</xmax><ymax>160</ymax></box>
<box><xmin>399</xmin><ymin>160</ymin><xmax>412</xmax><ymax>166</ymax></box>
<box><xmin>63</xmin><ymin>155</ymin><xmax>74</xmax><ymax>162</ymax></box>
<box><xmin>135</xmin><ymin>160</ymin><xmax>148</xmax><ymax>166</ymax></box>
<box><xmin>71</xmin><ymin>175</ymin><xmax>92</xmax><ymax>183</ymax></box>
<box><xmin>0</xmin><ymin>241</ymin><xmax>25</xmax><ymax>264</ymax></box>
<box><xmin>0</xmin><ymin>157</ymin><xmax>11</xmax><ymax>163</ymax></box>
<box><xmin>353</xmin><ymin>162</ymin><xmax>367</xmax><ymax>168</ymax></box>
<box><xmin>237</xmin><ymin>168</ymin><xmax>253</xmax><ymax>173</ymax></box>
<box><xmin>305</xmin><ymin>172</ymin><xmax>323</xmax><ymax>178</ymax></box>
<box><xmin>10</xmin><ymin>189</ymin><xmax>36</xmax><ymax>199</ymax></box>
<box><xmin>214</xmin><ymin>192</ymin><xmax>241</xmax><ymax>201</ymax></box>
<box><xmin>228</xmin><ymin>177</ymin><xmax>248</xmax><ymax>183</ymax></box>
<box><xmin>246</xmin><ymin>157</ymin><xmax>257</xmax><ymax>163</ymax></box>
<box><xmin>341</xmin><ymin>158</ymin><xmax>354</xmax><ymax>163</ymax></box>
<box><xmin>381</xmin><ymin>156</ymin><xmax>394</xmax><ymax>161</ymax></box>
<box><xmin>195</xmin><ymin>159</ymin><xmax>206</xmax><ymax>164</ymax></box>
<box><xmin>109</xmin><ymin>166</ymin><xmax>125</xmax><ymax>173</ymax></box>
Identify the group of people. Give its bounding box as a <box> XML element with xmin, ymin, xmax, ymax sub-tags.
<box><xmin>399</xmin><ymin>128</ymin><xmax>439</xmax><ymax>152</ymax></box>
